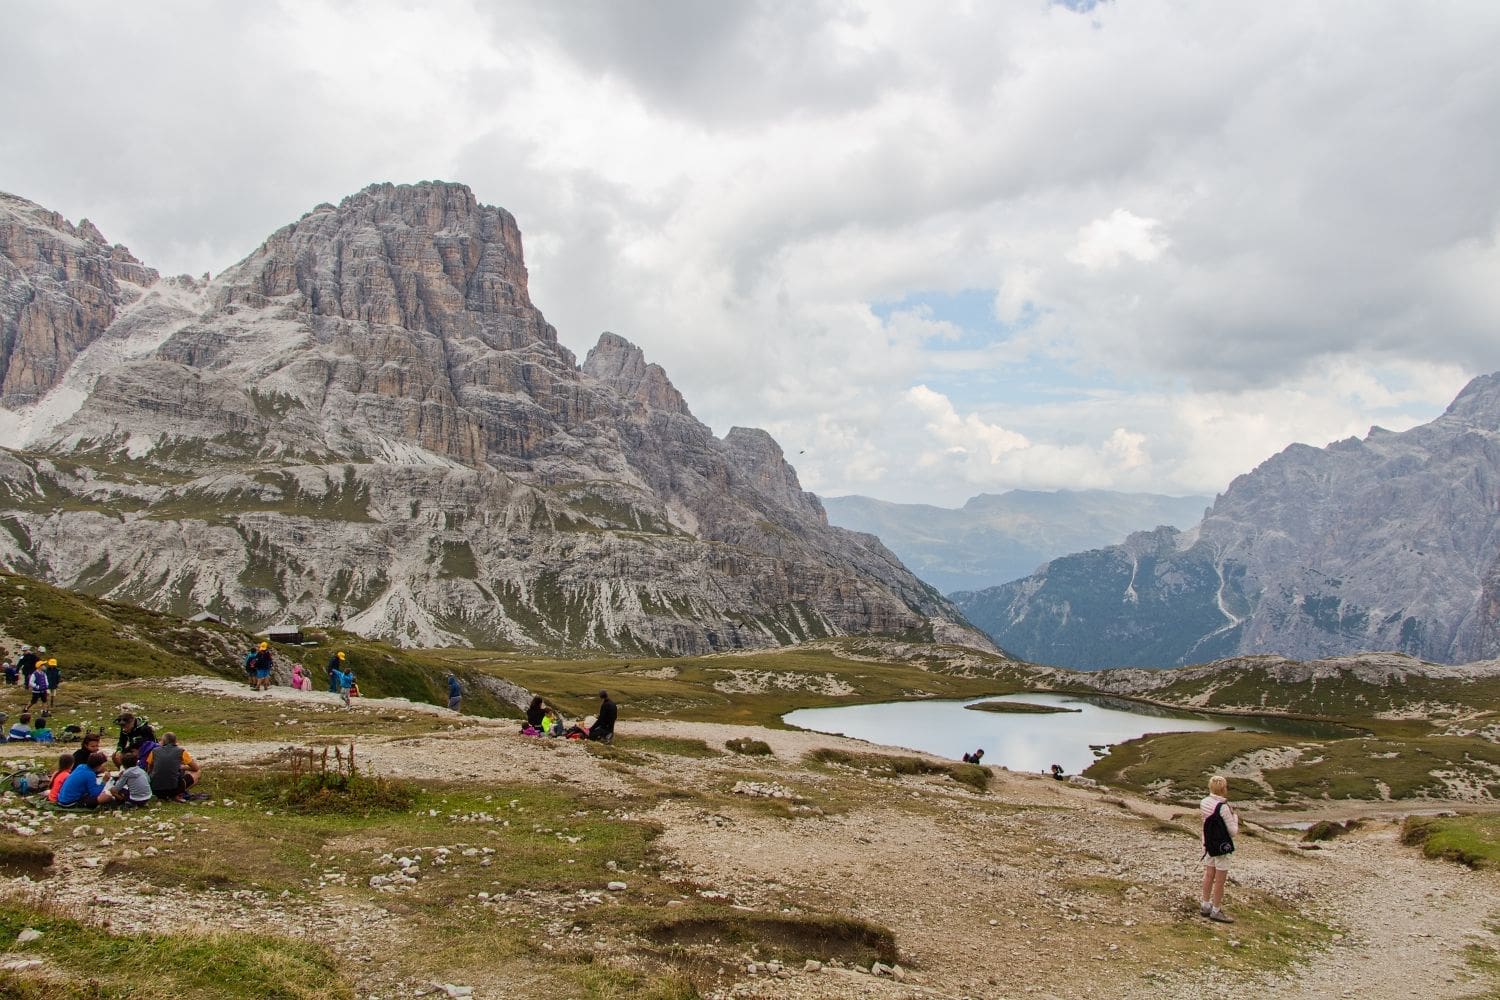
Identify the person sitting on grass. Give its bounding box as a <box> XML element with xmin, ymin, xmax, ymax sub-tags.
<box><xmin>112</xmin><ymin>712</ymin><xmax>156</xmax><ymax>767</ymax></box>
<box><xmin>7</xmin><ymin>712</ymin><xmax>33</xmax><ymax>742</ymax></box>
<box><xmin>72</xmin><ymin>732</ymin><xmax>102</xmax><ymax>769</ymax></box>
<box><xmin>102</xmin><ymin>749</ymin><xmax>154</xmax><ymax>809</ymax></box>
<box><xmin>46</xmin><ymin>753</ymin><xmax>72</xmax><ymax>803</ymax></box>
<box><xmin>146</xmin><ymin>732</ymin><xmax>202</xmax><ymax>801</ymax></box>
<box><xmin>31</xmin><ymin>714</ymin><xmax>53</xmax><ymax>743</ymax></box>
<box><xmin>56</xmin><ymin>751</ymin><xmax>109</xmax><ymax>808</ymax></box>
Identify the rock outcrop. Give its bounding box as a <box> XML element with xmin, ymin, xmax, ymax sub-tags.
<box><xmin>0</xmin><ymin>193</ymin><xmax>159</xmax><ymax>407</ymax></box>
<box><xmin>956</xmin><ymin>375</ymin><xmax>1500</xmax><ymax>667</ymax></box>
<box><xmin>0</xmin><ymin>183</ymin><xmax>990</xmax><ymax>654</ymax></box>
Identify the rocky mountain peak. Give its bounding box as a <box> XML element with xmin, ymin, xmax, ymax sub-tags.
<box><xmin>0</xmin><ymin>183</ymin><xmax>988</xmax><ymax>655</ymax></box>
<box><xmin>0</xmin><ymin>192</ymin><xmax>159</xmax><ymax>408</ymax></box>
<box><xmin>215</xmin><ymin>180</ymin><xmax>545</xmax><ymax>349</ymax></box>
<box><xmin>581</xmin><ymin>332</ymin><xmax>690</xmax><ymax>416</ymax></box>
<box><xmin>1442</xmin><ymin>372</ymin><xmax>1500</xmax><ymax>430</ymax></box>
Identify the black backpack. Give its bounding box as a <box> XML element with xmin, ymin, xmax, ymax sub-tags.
<box><xmin>1203</xmin><ymin>801</ymin><xmax>1235</xmax><ymax>857</ymax></box>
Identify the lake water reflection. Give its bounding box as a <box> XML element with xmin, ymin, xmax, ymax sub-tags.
<box><xmin>782</xmin><ymin>693</ymin><xmax>1249</xmax><ymax>775</ymax></box>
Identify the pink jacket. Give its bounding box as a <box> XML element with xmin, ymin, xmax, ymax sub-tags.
<box><xmin>1200</xmin><ymin>794</ymin><xmax>1239</xmax><ymax>836</ymax></box>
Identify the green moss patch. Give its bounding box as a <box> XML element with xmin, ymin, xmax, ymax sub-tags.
<box><xmin>0</xmin><ymin>896</ymin><xmax>354</xmax><ymax>999</ymax></box>
<box><xmin>1401</xmin><ymin>814</ymin><xmax>1500</xmax><ymax>870</ymax></box>
<box><xmin>966</xmin><ymin>700</ymin><xmax>1079</xmax><ymax>714</ymax></box>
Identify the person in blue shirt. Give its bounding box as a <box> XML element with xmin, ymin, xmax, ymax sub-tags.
<box><xmin>57</xmin><ymin>751</ymin><xmax>109</xmax><ymax>808</ymax></box>
<box><xmin>7</xmin><ymin>712</ymin><xmax>33</xmax><ymax>742</ymax></box>
<box><xmin>447</xmin><ymin>674</ymin><xmax>462</xmax><ymax>713</ymax></box>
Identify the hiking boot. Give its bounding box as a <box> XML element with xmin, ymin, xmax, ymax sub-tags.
<box><xmin>1199</xmin><ymin>901</ymin><xmax>1212</xmax><ymax>917</ymax></box>
<box><xmin>1208</xmin><ymin>907</ymin><xmax>1235</xmax><ymax>923</ymax></box>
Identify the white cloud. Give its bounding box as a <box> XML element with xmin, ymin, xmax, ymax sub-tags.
<box><xmin>1067</xmin><ymin>210</ymin><xmax>1169</xmax><ymax>269</ymax></box>
<box><xmin>3</xmin><ymin>0</ymin><xmax>1499</xmax><ymax>508</ymax></box>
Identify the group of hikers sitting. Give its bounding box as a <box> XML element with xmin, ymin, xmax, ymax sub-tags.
<box><xmin>43</xmin><ymin>713</ymin><xmax>203</xmax><ymax>809</ymax></box>
<box><xmin>521</xmin><ymin>690</ymin><xmax>617</xmax><ymax>743</ymax></box>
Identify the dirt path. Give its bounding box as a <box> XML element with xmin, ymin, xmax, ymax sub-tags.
<box><xmin>13</xmin><ymin>681</ymin><xmax>1495</xmax><ymax>999</ymax></box>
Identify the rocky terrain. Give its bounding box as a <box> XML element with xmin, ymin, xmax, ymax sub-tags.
<box><xmin>1</xmin><ymin>676</ymin><xmax>1496</xmax><ymax>1000</ymax></box>
<box><xmin>0</xmin><ymin>184</ymin><xmax>984</xmax><ymax>654</ymax></box>
<box><xmin>957</xmin><ymin>375</ymin><xmax>1500</xmax><ymax>668</ymax></box>
<box><xmin>824</xmin><ymin>489</ymin><xmax>1208</xmax><ymax>595</ymax></box>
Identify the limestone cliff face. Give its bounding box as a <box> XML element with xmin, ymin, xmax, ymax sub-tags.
<box><xmin>0</xmin><ymin>193</ymin><xmax>159</xmax><ymax>407</ymax></box>
<box><xmin>958</xmin><ymin>375</ymin><xmax>1500</xmax><ymax>667</ymax></box>
<box><xmin>0</xmin><ymin>183</ymin><xmax>991</xmax><ymax>655</ymax></box>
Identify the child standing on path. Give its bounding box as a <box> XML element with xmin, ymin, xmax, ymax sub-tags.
<box><xmin>1199</xmin><ymin>774</ymin><xmax>1239</xmax><ymax>923</ymax></box>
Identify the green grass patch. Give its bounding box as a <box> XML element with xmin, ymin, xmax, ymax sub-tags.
<box><xmin>1400</xmin><ymin>814</ymin><xmax>1500</xmax><ymax>870</ymax></box>
<box><xmin>1153</xmin><ymin>887</ymin><xmax>1335</xmax><ymax>975</ymax></box>
<box><xmin>949</xmin><ymin>763</ymin><xmax>992</xmax><ymax>792</ymax></box>
<box><xmin>0</xmin><ymin>895</ymin><xmax>354</xmax><ymax>999</ymax></box>
<box><xmin>1083</xmin><ymin>730</ymin><xmax>1296</xmax><ymax>800</ymax></box>
<box><xmin>966</xmin><ymin>700</ymin><xmax>1079</xmax><ymax>714</ymax></box>
<box><xmin>253</xmin><ymin>768</ymin><xmax>418</xmax><ymax>816</ymax></box>
<box><xmin>725</xmin><ymin>738</ymin><xmax>773</xmax><ymax>756</ymax></box>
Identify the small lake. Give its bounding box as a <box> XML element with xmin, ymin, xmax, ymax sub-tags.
<box><xmin>782</xmin><ymin>693</ymin><xmax>1335</xmax><ymax>775</ymax></box>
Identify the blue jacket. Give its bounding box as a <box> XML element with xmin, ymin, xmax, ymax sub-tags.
<box><xmin>57</xmin><ymin>763</ymin><xmax>104</xmax><ymax>806</ymax></box>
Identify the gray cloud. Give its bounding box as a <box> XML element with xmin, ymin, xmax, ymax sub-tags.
<box><xmin>3</xmin><ymin>0</ymin><xmax>1498</xmax><ymax>504</ymax></box>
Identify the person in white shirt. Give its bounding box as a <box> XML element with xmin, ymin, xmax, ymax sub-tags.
<box><xmin>1199</xmin><ymin>774</ymin><xmax>1240</xmax><ymax>923</ymax></box>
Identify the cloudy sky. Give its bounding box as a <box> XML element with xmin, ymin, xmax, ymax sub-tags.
<box><xmin>4</xmin><ymin>1</ymin><xmax>1498</xmax><ymax>506</ymax></box>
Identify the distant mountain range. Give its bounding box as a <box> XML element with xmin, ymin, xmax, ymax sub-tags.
<box><xmin>0</xmin><ymin>182</ymin><xmax>989</xmax><ymax>654</ymax></box>
<box><xmin>955</xmin><ymin>375</ymin><xmax>1500</xmax><ymax>668</ymax></box>
<box><xmin>822</xmin><ymin>490</ymin><xmax>1210</xmax><ymax>595</ymax></box>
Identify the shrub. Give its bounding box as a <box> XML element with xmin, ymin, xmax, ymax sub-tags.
<box><xmin>1302</xmin><ymin>819</ymin><xmax>1361</xmax><ymax>842</ymax></box>
<box><xmin>725</xmin><ymin>738</ymin><xmax>773</xmax><ymax>756</ymax></box>
<box><xmin>949</xmin><ymin>764</ymin><xmax>991</xmax><ymax>792</ymax></box>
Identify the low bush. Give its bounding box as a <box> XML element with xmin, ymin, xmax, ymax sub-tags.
<box><xmin>725</xmin><ymin>737</ymin><xmax>773</xmax><ymax>755</ymax></box>
<box><xmin>949</xmin><ymin>763</ymin><xmax>991</xmax><ymax>792</ymax></box>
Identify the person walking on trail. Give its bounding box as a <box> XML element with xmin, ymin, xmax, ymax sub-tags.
<box><xmin>27</xmin><ymin>663</ymin><xmax>50</xmax><ymax>708</ymax></box>
<box><xmin>447</xmin><ymin>673</ymin><xmax>462</xmax><ymax>713</ymax></box>
<box><xmin>589</xmin><ymin>690</ymin><xmax>617</xmax><ymax>743</ymax></box>
<box><xmin>17</xmin><ymin>646</ymin><xmax>39</xmax><ymax>690</ymax></box>
<box><xmin>1199</xmin><ymin>774</ymin><xmax>1240</xmax><ymax>923</ymax></box>
<box><xmin>44</xmin><ymin>658</ymin><xmax>60</xmax><ymax>707</ymax></box>
<box><xmin>251</xmin><ymin>642</ymin><xmax>275</xmax><ymax>691</ymax></box>
<box><xmin>330</xmin><ymin>664</ymin><xmax>354</xmax><ymax>707</ymax></box>
<box><xmin>326</xmin><ymin>651</ymin><xmax>347</xmax><ymax>693</ymax></box>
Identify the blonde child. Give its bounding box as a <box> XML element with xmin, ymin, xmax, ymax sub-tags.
<box><xmin>1199</xmin><ymin>774</ymin><xmax>1239</xmax><ymax>923</ymax></box>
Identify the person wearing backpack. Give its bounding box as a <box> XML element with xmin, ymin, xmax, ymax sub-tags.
<box><xmin>1199</xmin><ymin>774</ymin><xmax>1240</xmax><ymax>923</ymax></box>
<box><xmin>26</xmin><ymin>664</ymin><xmax>49</xmax><ymax>708</ymax></box>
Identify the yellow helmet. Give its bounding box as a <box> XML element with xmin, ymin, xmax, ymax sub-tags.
<box><xmin>337</xmin><ymin>651</ymin><xmax>346</xmax><ymax>660</ymax></box>
<box><xmin>259</xmin><ymin>642</ymin><xmax>269</xmax><ymax>651</ymax></box>
<box><xmin>46</xmin><ymin>658</ymin><xmax>57</xmax><ymax>666</ymax></box>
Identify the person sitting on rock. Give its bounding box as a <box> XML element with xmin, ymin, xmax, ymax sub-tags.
<box><xmin>290</xmin><ymin>662</ymin><xmax>307</xmax><ymax>691</ymax></box>
<box><xmin>102</xmin><ymin>748</ymin><xmax>153</xmax><ymax>808</ymax></box>
<box><xmin>1050</xmin><ymin>763</ymin><xmax>1066</xmax><ymax>780</ymax></box>
<box><xmin>961</xmin><ymin>748</ymin><xmax>984</xmax><ymax>764</ymax></box>
<box><xmin>112</xmin><ymin>712</ymin><xmax>157</xmax><ymax>767</ymax></box>
<box><xmin>147</xmin><ymin>732</ymin><xmax>202</xmax><ymax>801</ymax></box>
<box><xmin>589</xmin><ymin>690</ymin><xmax>617</xmax><ymax>744</ymax></box>
<box><xmin>56</xmin><ymin>751</ymin><xmax>109</xmax><ymax>808</ymax></box>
